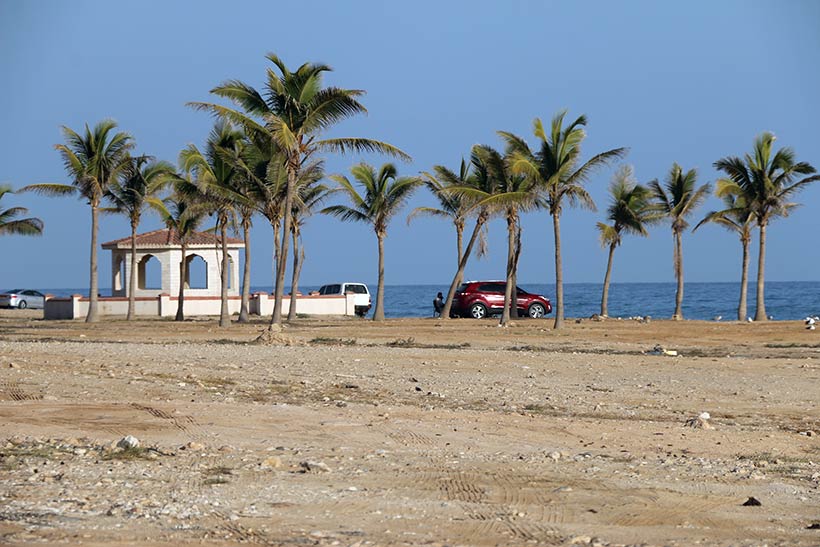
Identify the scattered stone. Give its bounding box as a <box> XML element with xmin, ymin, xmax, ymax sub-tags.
<box><xmin>8</xmin><ymin>363</ymin><xmax>18</xmax><ymax>369</ymax></box>
<box><xmin>547</xmin><ymin>451</ymin><xmax>561</xmax><ymax>462</ymax></box>
<box><xmin>261</xmin><ymin>456</ymin><xmax>282</xmax><ymax>469</ymax></box>
<box><xmin>300</xmin><ymin>460</ymin><xmax>331</xmax><ymax>473</ymax></box>
<box><xmin>685</xmin><ymin>413</ymin><xmax>714</xmax><ymax>429</ymax></box>
<box><xmin>648</xmin><ymin>344</ymin><xmax>678</xmax><ymax>356</ymax></box>
<box><xmin>116</xmin><ymin>435</ymin><xmax>140</xmax><ymax>450</ymax></box>
<box><xmin>185</xmin><ymin>441</ymin><xmax>205</xmax><ymax>451</ymax></box>
<box><xmin>742</xmin><ymin>497</ymin><xmax>762</xmax><ymax>506</ymax></box>
<box><xmin>807</xmin><ymin>523</ymin><xmax>820</xmax><ymax>530</ymax></box>
<box><xmin>799</xmin><ymin>430</ymin><xmax>814</xmax><ymax>437</ymax></box>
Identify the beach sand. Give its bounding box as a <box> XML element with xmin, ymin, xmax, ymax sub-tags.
<box><xmin>1</xmin><ymin>310</ymin><xmax>819</xmax><ymax>546</ymax></box>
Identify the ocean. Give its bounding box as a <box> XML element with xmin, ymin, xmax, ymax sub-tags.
<box><xmin>39</xmin><ymin>281</ymin><xmax>820</xmax><ymax>321</ymax></box>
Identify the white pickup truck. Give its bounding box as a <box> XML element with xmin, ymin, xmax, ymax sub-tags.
<box><xmin>316</xmin><ymin>283</ymin><xmax>371</xmax><ymax>317</ymax></box>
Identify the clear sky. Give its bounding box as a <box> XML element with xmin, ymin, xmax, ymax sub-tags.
<box><xmin>2</xmin><ymin>0</ymin><xmax>819</xmax><ymax>290</ymax></box>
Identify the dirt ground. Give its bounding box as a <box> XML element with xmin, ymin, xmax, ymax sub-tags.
<box><xmin>1</xmin><ymin>309</ymin><xmax>819</xmax><ymax>546</ymax></box>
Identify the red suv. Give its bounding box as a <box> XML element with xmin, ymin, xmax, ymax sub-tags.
<box><xmin>451</xmin><ymin>281</ymin><xmax>552</xmax><ymax>319</ymax></box>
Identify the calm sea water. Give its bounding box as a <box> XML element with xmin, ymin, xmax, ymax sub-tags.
<box><xmin>41</xmin><ymin>282</ymin><xmax>820</xmax><ymax>320</ymax></box>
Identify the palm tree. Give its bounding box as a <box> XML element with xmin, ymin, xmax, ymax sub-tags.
<box><xmin>179</xmin><ymin>121</ymin><xmax>246</xmax><ymax>328</ymax></box>
<box><xmin>503</xmin><ymin>111</ymin><xmax>626</xmax><ymax>329</ymax></box>
<box><xmin>409</xmin><ymin>160</ymin><xmax>474</xmax><ymax>268</ymax></box>
<box><xmin>0</xmin><ymin>185</ymin><xmax>44</xmax><ymax>237</ymax></box>
<box><xmin>21</xmin><ymin>120</ymin><xmax>133</xmax><ymax>322</ymax></box>
<box><xmin>714</xmin><ymin>132</ymin><xmax>819</xmax><ymax>321</ymax></box>
<box><xmin>103</xmin><ymin>155</ymin><xmax>174</xmax><ymax>320</ymax></box>
<box><xmin>596</xmin><ymin>165</ymin><xmax>653</xmax><ymax>317</ymax></box>
<box><xmin>150</xmin><ymin>190</ymin><xmax>208</xmax><ymax>321</ymax></box>
<box><xmin>649</xmin><ymin>163</ymin><xmax>711</xmax><ymax>320</ymax></box>
<box><xmin>694</xmin><ymin>185</ymin><xmax>754</xmax><ymax>320</ymax></box>
<box><xmin>438</xmin><ymin>145</ymin><xmax>502</xmax><ymax>320</ymax></box>
<box><xmin>287</xmin><ymin>179</ymin><xmax>332</xmax><ymax>321</ymax></box>
<box><xmin>189</xmin><ymin>53</ymin><xmax>410</xmax><ymax>327</ymax></box>
<box><xmin>322</xmin><ymin>163</ymin><xmax>420</xmax><ymax>321</ymax></box>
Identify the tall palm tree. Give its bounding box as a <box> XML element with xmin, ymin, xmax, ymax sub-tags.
<box><xmin>649</xmin><ymin>163</ymin><xmax>711</xmax><ymax>320</ymax></box>
<box><xmin>0</xmin><ymin>185</ymin><xmax>44</xmax><ymax>237</ymax></box>
<box><xmin>409</xmin><ymin>160</ymin><xmax>474</xmax><ymax>268</ymax></box>
<box><xmin>438</xmin><ymin>145</ymin><xmax>501</xmax><ymax>320</ymax></box>
<box><xmin>714</xmin><ymin>132</ymin><xmax>819</xmax><ymax>321</ymax></box>
<box><xmin>179</xmin><ymin>121</ymin><xmax>247</xmax><ymax>328</ymax></box>
<box><xmin>503</xmin><ymin>111</ymin><xmax>626</xmax><ymax>329</ymax></box>
<box><xmin>21</xmin><ymin>120</ymin><xmax>133</xmax><ymax>322</ymax></box>
<box><xmin>150</xmin><ymin>190</ymin><xmax>208</xmax><ymax>321</ymax></box>
<box><xmin>694</xmin><ymin>184</ymin><xmax>754</xmax><ymax>320</ymax></box>
<box><xmin>322</xmin><ymin>163</ymin><xmax>420</xmax><ymax>321</ymax></box>
<box><xmin>189</xmin><ymin>53</ymin><xmax>410</xmax><ymax>326</ymax></box>
<box><xmin>287</xmin><ymin>179</ymin><xmax>332</xmax><ymax>321</ymax></box>
<box><xmin>596</xmin><ymin>165</ymin><xmax>653</xmax><ymax>317</ymax></box>
<box><xmin>103</xmin><ymin>155</ymin><xmax>174</xmax><ymax>320</ymax></box>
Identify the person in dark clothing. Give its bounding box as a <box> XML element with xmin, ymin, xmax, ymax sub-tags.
<box><xmin>433</xmin><ymin>292</ymin><xmax>444</xmax><ymax>317</ymax></box>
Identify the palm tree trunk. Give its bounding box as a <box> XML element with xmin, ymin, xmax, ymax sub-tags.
<box><xmin>127</xmin><ymin>220</ymin><xmax>137</xmax><ymax>321</ymax></box>
<box><xmin>373</xmin><ymin>232</ymin><xmax>386</xmax><ymax>321</ymax></box>
<box><xmin>456</xmin><ymin>222</ymin><xmax>464</xmax><ymax>268</ymax></box>
<box><xmin>86</xmin><ymin>201</ymin><xmax>99</xmax><ymax>323</ymax></box>
<box><xmin>552</xmin><ymin>212</ymin><xmax>564</xmax><ymax>329</ymax></box>
<box><xmin>601</xmin><ymin>242</ymin><xmax>616</xmax><ymax>317</ymax></box>
<box><xmin>287</xmin><ymin>228</ymin><xmax>300</xmax><ymax>321</ymax></box>
<box><xmin>175</xmin><ymin>241</ymin><xmax>187</xmax><ymax>321</ymax></box>
<box><xmin>441</xmin><ymin>212</ymin><xmax>487</xmax><ymax>320</ymax></box>
<box><xmin>673</xmin><ymin>229</ymin><xmax>684</xmax><ymax>320</ymax></box>
<box><xmin>238</xmin><ymin>218</ymin><xmax>251</xmax><ymax>323</ymax></box>
<box><xmin>738</xmin><ymin>235</ymin><xmax>750</xmax><ymax>321</ymax></box>
<box><xmin>511</xmin><ymin>222</ymin><xmax>522</xmax><ymax>319</ymax></box>
<box><xmin>271</xmin><ymin>163</ymin><xmax>297</xmax><ymax>325</ymax></box>
<box><xmin>219</xmin><ymin>219</ymin><xmax>230</xmax><ymax>327</ymax></box>
<box><xmin>500</xmin><ymin>212</ymin><xmax>516</xmax><ymax>326</ymax></box>
<box><xmin>754</xmin><ymin>222</ymin><xmax>767</xmax><ymax>321</ymax></box>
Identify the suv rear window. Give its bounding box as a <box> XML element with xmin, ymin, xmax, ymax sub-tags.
<box><xmin>344</xmin><ymin>284</ymin><xmax>367</xmax><ymax>294</ymax></box>
<box><xmin>457</xmin><ymin>283</ymin><xmax>469</xmax><ymax>293</ymax></box>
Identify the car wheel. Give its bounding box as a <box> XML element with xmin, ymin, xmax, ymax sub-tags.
<box><xmin>18</xmin><ymin>300</ymin><xmax>27</xmax><ymax>310</ymax></box>
<box><xmin>528</xmin><ymin>302</ymin><xmax>546</xmax><ymax>318</ymax></box>
<box><xmin>469</xmin><ymin>303</ymin><xmax>487</xmax><ymax>319</ymax></box>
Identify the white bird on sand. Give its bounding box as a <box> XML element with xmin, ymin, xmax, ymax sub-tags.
<box><xmin>713</xmin><ymin>315</ymin><xmax>722</xmax><ymax>322</ymax></box>
<box><xmin>806</xmin><ymin>317</ymin><xmax>817</xmax><ymax>326</ymax></box>
<box><xmin>747</xmin><ymin>317</ymin><xmax>753</xmax><ymax>322</ymax></box>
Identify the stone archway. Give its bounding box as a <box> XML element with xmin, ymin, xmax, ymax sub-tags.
<box><xmin>185</xmin><ymin>254</ymin><xmax>208</xmax><ymax>289</ymax></box>
<box><xmin>138</xmin><ymin>254</ymin><xmax>162</xmax><ymax>290</ymax></box>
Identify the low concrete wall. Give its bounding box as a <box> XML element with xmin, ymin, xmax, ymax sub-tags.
<box><xmin>45</xmin><ymin>292</ymin><xmax>356</xmax><ymax>319</ymax></box>
<box><xmin>251</xmin><ymin>293</ymin><xmax>355</xmax><ymax>316</ymax></box>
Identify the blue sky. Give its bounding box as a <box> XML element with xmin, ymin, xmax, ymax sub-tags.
<box><xmin>2</xmin><ymin>0</ymin><xmax>819</xmax><ymax>290</ymax></box>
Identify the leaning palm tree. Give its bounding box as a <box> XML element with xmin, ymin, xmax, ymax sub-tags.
<box><xmin>189</xmin><ymin>53</ymin><xmax>410</xmax><ymax>327</ymax></box>
<box><xmin>287</xmin><ymin>178</ymin><xmax>332</xmax><ymax>321</ymax></box>
<box><xmin>322</xmin><ymin>163</ymin><xmax>420</xmax><ymax>321</ymax></box>
<box><xmin>21</xmin><ymin>120</ymin><xmax>133</xmax><ymax>322</ymax></box>
<box><xmin>438</xmin><ymin>145</ymin><xmax>502</xmax><ymax>320</ymax></box>
<box><xmin>150</xmin><ymin>187</ymin><xmax>209</xmax><ymax>322</ymax></box>
<box><xmin>694</xmin><ymin>185</ymin><xmax>754</xmax><ymax>320</ymax></box>
<box><xmin>103</xmin><ymin>155</ymin><xmax>174</xmax><ymax>320</ymax></box>
<box><xmin>503</xmin><ymin>111</ymin><xmax>626</xmax><ymax>329</ymax></box>
<box><xmin>409</xmin><ymin>160</ymin><xmax>474</xmax><ymax>268</ymax></box>
<box><xmin>714</xmin><ymin>132</ymin><xmax>819</xmax><ymax>321</ymax></box>
<box><xmin>649</xmin><ymin>163</ymin><xmax>711</xmax><ymax>320</ymax></box>
<box><xmin>596</xmin><ymin>165</ymin><xmax>653</xmax><ymax>317</ymax></box>
<box><xmin>180</xmin><ymin>121</ymin><xmax>247</xmax><ymax>328</ymax></box>
<box><xmin>0</xmin><ymin>185</ymin><xmax>44</xmax><ymax>237</ymax></box>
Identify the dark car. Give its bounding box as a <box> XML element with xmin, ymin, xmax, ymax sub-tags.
<box><xmin>451</xmin><ymin>281</ymin><xmax>552</xmax><ymax>319</ymax></box>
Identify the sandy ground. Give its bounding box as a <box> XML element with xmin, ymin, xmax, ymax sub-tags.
<box><xmin>1</xmin><ymin>309</ymin><xmax>819</xmax><ymax>546</ymax></box>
